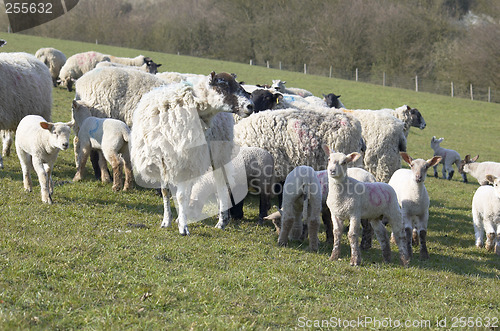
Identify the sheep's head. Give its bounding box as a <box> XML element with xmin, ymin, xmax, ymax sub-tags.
<box><xmin>486</xmin><ymin>175</ymin><xmax>500</xmax><ymax>198</ymax></box>
<box><xmin>208</xmin><ymin>72</ymin><xmax>254</xmax><ymax>117</ymax></box>
<box><xmin>40</xmin><ymin>120</ymin><xmax>74</xmax><ymax>151</ymax></box>
<box><xmin>250</xmin><ymin>89</ymin><xmax>283</xmax><ymax>112</ymax></box>
<box><xmin>271</xmin><ymin>79</ymin><xmax>286</xmax><ymax>91</ymax></box>
<box><xmin>409</xmin><ymin>107</ymin><xmax>426</xmax><ymax>129</ymax></box>
<box><xmin>458</xmin><ymin>154</ymin><xmax>479</xmax><ymax>174</ymax></box>
<box><xmin>401</xmin><ymin>152</ymin><xmax>441</xmax><ymax>183</ymax></box>
<box><xmin>323</xmin><ymin>145</ymin><xmax>360</xmax><ymax>180</ymax></box>
<box><xmin>144</xmin><ymin>57</ymin><xmax>161</xmax><ymax>74</ymax></box>
<box><xmin>323</xmin><ymin>93</ymin><xmax>342</xmax><ymax>108</ymax></box>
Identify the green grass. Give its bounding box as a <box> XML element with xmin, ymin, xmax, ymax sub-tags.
<box><xmin>1</xmin><ymin>33</ymin><xmax>499</xmax><ymax>330</ymax></box>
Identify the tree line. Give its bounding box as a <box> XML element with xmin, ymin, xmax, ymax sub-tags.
<box><xmin>2</xmin><ymin>0</ymin><xmax>499</xmax><ymax>90</ymax></box>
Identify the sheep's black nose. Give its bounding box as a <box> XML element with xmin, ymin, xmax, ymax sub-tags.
<box><xmin>62</xmin><ymin>143</ymin><xmax>69</xmax><ymax>149</ymax></box>
<box><xmin>247</xmin><ymin>104</ymin><xmax>254</xmax><ymax>112</ymax></box>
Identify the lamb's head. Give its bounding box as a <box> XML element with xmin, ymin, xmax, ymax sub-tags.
<box><xmin>323</xmin><ymin>145</ymin><xmax>360</xmax><ymax>180</ymax></box>
<box><xmin>271</xmin><ymin>80</ymin><xmax>286</xmax><ymax>91</ymax></box>
<box><xmin>323</xmin><ymin>93</ymin><xmax>342</xmax><ymax>108</ymax></box>
<box><xmin>206</xmin><ymin>72</ymin><xmax>254</xmax><ymax>117</ymax></box>
<box><xmin>458</xmin><ymin>154</ymin><xmax>479</xmax><ymax>174</ymax></box>
<box><xmin>250</xmin><ymin>89</ymin><xmax>283</xmax><ymax>112</ymax></box>
<box><xmin>486</xmin><ymin>175</ymin><xmax>500</xmax><ymax>198</ymax></box>
<box><xmin>40</xmin><ymin>120</ymin><xmax>74</xmax><ymax>151</ymax></box>
<box><xmin>430</xmin><ymin>136</ymin><xmax>443</xmax><ymax>149</ymax></box>
<box><xmin>401</xmin><ymin>152</ymin><xmax>441</xmax><ymax>183</ymax></box>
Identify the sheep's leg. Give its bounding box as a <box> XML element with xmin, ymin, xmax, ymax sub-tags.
<box><xmin>329</xmin><ymin>216</ymin><xmax>343</xmax><ymax>261</ymax></box>
<box><xmin>447</xmin><ymin>169</ymin><xmax>454</xmax><ymax>180</ymax></box>
<box><xmin>214</xmin><ymin>168</ymin><xmax>233</xmax><ymax>230</ymax></box>
<box><xmin>441</xmin><ymin>165</ymin><xmax>447</xmax><ymax>179</ymax></box>
<box><xmin>472</xmin><ymin>211</ymin><xmax>485</xmax><ymax>248</ymax></box>
<box><xmin>160</xmin><ymin>187</ymin><xmax>173</xmax><ymax>228</ymax></box>
<box><xmin>109</xmin><ymin>154</ymin><xmax>123</xmax><ymax>192</ymax></box>
<box><xmin>73</xmin><ymin>142</ymin><xmax>90</xmax><ymax>182</ymax></box>
<box><xmin>485</xmin><ymin>233</ymin><xmax>496</xmax><ymax>252</ymax></box>
<box><xmin>73</xmin><ymin>136</ymin><xmax>79</xmax><ymax>167</ymax></box>
<box><xmin>461</xmin><ymin>172</ymin><xmax>468</xmax><ymax>183</ymax></box>
<box><xmin>307</xmin><ymin>218</ymin><xmax>320</xmax><ymax>252</ymax></box>
<box><xmin>2</xmin><ymin>130</ymin><xmax>12</xmax><ymax>157</ymax></box>
<box><xmin>32</xmin><ymin>158</ymin><xmax>52</xmax><ymax>204</ymax></box>
<box><xmin>433</xmin><ymin>165</ymin><xmax>439</xmax><ymax>178</ymax></box>
<box><xmin>258</xmin><ymin>193</ymin><xmax>271</xmax><ymax>225</ymax></box>
<box><xmin>17</xmin><ymin>149</ymin><xmax>33</xmax><ymax>192</ymax></box>
<box><xmin>360</xmin><ymin>219</ymin><xmax>373</xmax><ymax>250</ymax></box>
<box><xmin>419</xmin><ymin>230</ymin><xmax>429</xmax><ymax>260</ymax></box>
<box><xmin>174</xmin><ymin>184</ymin><xmax>191</xmax><ymax>236</ymax></box>
<box><xmin>347</xmin><ymin>217</ymin><xmax>362</xmax><ymax>266</ymax></box>
<box><xmin>278</xmin><ymin>216</ymin><xmax>293</xmax><ymax>247</ymax></box>
<box><xmin>405</xmin><ymin>227</ymin><xmax>413</xmax><ymax>259</ymax></box>
<box><xmin>97</xmin><ymin>151</ymin><xmax>111</xmax><ymax>183</ymax></box>
<box><xmin>44</xmin><ymin>163</ymin><xmax>53</xmax><ymax>195</ymax></box>
<box><xmin>495</xmin><ymin>228</ymin><xmax>500</xmax><ymax>256</ymax></box>
<box><xmin>322</xmin><ymin>207</ymin><xmax>333</xmax><ymax>244</ymax></box>
<box><xmin>370</xmin><ymin>220</ymin><xmax>391</xmax><ymax>263</ymax></box>
<box><xmin>122</xmin><ymin>155</ymin><xmax>134</xmax><ymax>191</ymax></box>
<box><xmin>290</xmin><ymin>203</ymin><xmax>304</xmax><ymax>241</ymax></box>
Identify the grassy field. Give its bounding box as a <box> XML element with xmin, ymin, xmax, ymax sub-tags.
<box><xmin>1</xmin><ymin>33</ymin><xmax>499</xmax><ymax>330</ymax></box>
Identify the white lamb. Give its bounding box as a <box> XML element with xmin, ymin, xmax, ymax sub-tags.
<box><xmin>430</xmin><ymin>136</ymin><xmax>465</xmax><ymax>181</ymax></box>
<box><xmin>72</xmin><ymin>100</ymin><xmax>133</xmax><ymax>191</ymax></box>
<box><xmin>0</xmin><ymin>52</ymin><xmax>52</xmax><ymax>168</ymax></box>
<box><xmin>472</xmin><ymin>174</ymin><xmax>500</xmax><ymax>255</ymax></box>
<box><xmin>271</xmin><ymin>80</ymin><xmax>313</xmax><ymax>97</ymax></box>
<box><xmin>459</xmin><ymin>155</ymin><xmax>500</xmax><ymax>185</ymax></box>
<box><xmin>130</xmin><ymin>72</ymin><xmax>254</xmax><ymax>235</ymax></box>
<box><xmin>388</xmin><ymin>152</ymin><xmax>442</xmax><ymax>260</ymax></box>
<box><xmin>323</xmin><ymin>146</ymin><xmax>409</xmax><ymax>266</ymax></box>
<box><xmin>35</xmin><ymin>47</ymin><xmax>67</xmax><ymax>87</ymax></box>
<box><xmin>15</xmin><ymin>115</ymin><xmax>73</xmax><ymax>204</ymax></box>
<box><xmin>58</xmin><ymin>51</ymin><xmax>111</xmax><ymax>91</ymax></box>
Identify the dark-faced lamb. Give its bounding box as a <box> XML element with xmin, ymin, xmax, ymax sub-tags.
<box><xmin>472</xmin><ymin>174</ymin><xmax>500</xmax><ymax>255</ymax></box>
<box><xmin>458</xmin><ymin>155</ymin><xmax>500</xmax><ymax>185</ymax></box>
<box><xmin>430</xmin><ymin>136</ymin><xmax>465</xmax><ymax>181</ymax></box>
<box><xmin>388</xmin><ymin>152</ymin><xmax>442</xmax><ymax>260</ymax></box>
<box><xmin>15</xmin><ymin>115</ymin><xmax>73</xmax><ymax>204</ymax></box>
<box><xmin>323</xmin><ymin>146</ymin><xmax>409</xmax><ymax>266</ymax></box>
<box><xmin>130</xmin><ymin>72</ymin><xmax>254</xmax><ymax>235</ymax></box>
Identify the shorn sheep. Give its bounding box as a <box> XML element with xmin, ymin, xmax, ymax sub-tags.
<box><xmin>459</xmin><ymin>155</ymin><xmax>500</xmax><ymax>185</ymax></box>
<box><xmin>72</xmin><ymin>100</ymin><xmax>133</xmax><ymax>191</ymax></box>
<box><xmin>0</xmin><ymin>52</ymin><xmax>52</xmax><ymax>169</ymax></box>
<box><xmin>430</xmin><ymin>136</ymin><xmax>466</xmax><ymax>181</ymax></box>
<box><xmin>323</xmin><ymin>147</ymin><xmax>409</xmax><ymax>266</ymax></box>
<box><xmin>58</xmin><ymin>51</ymin><xmax>111</xmax><ymax>92</ymax></box>
<box><xmin>389</xmin><ymin>152</ymin><xmax>442</xmax><ymax>260</ymax></box>
<box><xmin>472</xmin><ymin>174</ymin><xmax>500</xmax><ymax>255</ymax></box>
<box><xmin>15</xmin><ymin>115</ymin><xmax>73</xmax><ymax>204</ymax></box>
<box><xmin>130</xmin><ymin>72</ymin><xmax>254</xmax><ymax>235</ymax></box>
<box><xmin>35</xmin><ymin>47</ymin><xmax>67</xmax><ymax>87</ymax></box>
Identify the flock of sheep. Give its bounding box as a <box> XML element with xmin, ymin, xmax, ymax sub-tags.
<box><xmin>1</xmin><ymin>41</ymin><xmax>499</xmax><ymax>266</ymax></box>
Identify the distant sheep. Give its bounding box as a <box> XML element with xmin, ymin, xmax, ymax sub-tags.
<box><xmin>15</xmin><ymin>115</ymin><xmax>73</xmax><ymax>204</ymax></box>
<box><xmin>58</xmin><ymin>51</ymin><xmax>111</xmax><ymax>91</ymax></box>
<box><xmin>105</xmin><ymin>54</ymin><xmax>161</xmax><ymax>74</ymax></box>
<box><xmin>35</xmin><ymin>47</ymin><xmax>67</xmax><ymax>86</ymax></box>
<box><xmin>130</xmin><ymin>72</ymin><xmax>254</xmax><ymax>235</ymax></box>
<box><xmin>0</xmin><ymin>39</ymin><xmax>6</xmax><ymax>47</ymax></box>
<box><xmin>430</xmin><ymin>136</ymin><xmax>466</xmax><ymax>181</ymax></box>
<box><xmin>271</xmin><ymin>80</ymin><xmax>313</xmax><ymax>97</ymax></box>
<box><xmin>472</xmin><ymin>174</ymin><xmax>500</xmax><ymax>255</ymax></box>
<box><xmin>72</xmin><ymin>100</ymin><xmax>133</xmax><ymax>191</ymax></box>
<box><xmin>459</xmin><ymin>155</ymin><xmax>500</xmax><ymax>185</ymax></box>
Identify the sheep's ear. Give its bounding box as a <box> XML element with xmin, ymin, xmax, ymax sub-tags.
<box><xmin>485</xmin><ymin>174</ymin><xmax>496</xmax><ymax>185</ymax></box>
<box><xmin>209</xmin><ymin>71</ymin><xmax>216</xmax><ymax>85</ymax></box>
<box><xmin>72</xmin><ymin>99</ymin><xmax>79</xmax><ymax>109</ymax></box>
<box><xmin>322</xmin><ymin>144</ymin><xmax>331</xmax><ymax>156</ymax></box>
<box><xmin>346</xmin><ymin>152</ymin><xmax>361</xmax><ymax>163</ymax></box>
<box><xmin>40</xmin><ymin>122</ymin><xmax>53</xmax><ymax>131</ymax></box>
<box><xmin>427</xmin><ymin>156</ymin><xmax>442</xmax><ymax>167</ymax></box>
<box><xmin>471</xmin><ymin>155</ymin><xmax>479</xmax><ymax>162</ymax></box>
<box><xmin>464</xmin><ymin>154</ymin><xmax>470</xmax><ymax>162</ymax></box>
<box><xmin>275</xmin><ymin>93</ymin><xmax>283</xmax><ymax>104</ymax></box>
<box><xmin>66</xmin><ymin>120</ymin><xmax>75</xmax><ymax>128</ymax></box>
<box><xmin>400</xmin><ymin>152</ymin><xmax>412</xmax><ymax>165</ymax></box>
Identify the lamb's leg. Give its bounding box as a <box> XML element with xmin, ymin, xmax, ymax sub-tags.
<box><xmin>258</xmin><ymin>193</ymin><xmax>271</xmax><ymax>225</ymax></box>
<box><xmin>121</xmin><ymin>147</ymin><xmax>134</xmax><ymax>191</ymax></box>
<box><xmin>307</xmin><ymin>218</ymin><xmax>320</xmax><ymax>252</ymax></box>
<box><xmin>472</xmin><ymin>212</ymin><xmax>485</xmax><ymax>248</ymax></box>
<box><xmin>485</xmin><ymin>233</ymin><xmax>496</xmax><ymax>252</ymax></box>
<box><xmin>442</xmin><ymin>165</ymin><xmax>447</xmax><ymax>179</ymax></box>
<box><xmin>97</xmin><ymin>150</ymin><xmax>111</xmax><ymax>183</ymax></box>
<box><xmin>419</xmin><ymin>230</ymin><xmax>429</xmax><ymax>260</ymax></box>
<box><xmin>73</xmin><ymin>142</ymin><xmax>90</xmax><ymax>182</ymax></box>
<box><xmin>2</xmin><ymin>130</ymin><xmax>12</xmax><ymax>157</ymax></box>
<box><xmin>461</xmin><ymin>172</ymin><xmax>468</xmax><ymax>183</ymax></box>
<box><xmin>214</xmin><ymin>168</ymin><xmax>232</xmax><ymax>230</ymax></box>
<box><xmin>109</xmin><ymin>154</ymin><xmax>123</xmax><ymax>192</ymax></box>
<box><xmin>174</xmin><ymin>184</ymin><xmax>191</xmax><ymax>236</ymax></box>
<box><xmin>433</xmin><ymin>165</ymin><xmax>438</xmax><ymax>178</ymax></box>
<box><xmin>278</xmin><ymin>216</ymin><xmax>293</xmax><ymax>247</ymax></box>
<box><xmin>405</xmin><ymin>227</ymin><xmax>413</xmax><ymax>259</ymax></box>
<box><xmin>44</xmin><ymin>163</ymin><xmax>53</xmax><ymax>195</ymax></box>
<box><xmin>17</xmin><ymin>149</ymin><xmax>33</xmax><ymax>192</ymax></box>
<box><xmin>160</xmin><ymin>187</ymin><xmax>173</xmax><ymax>228</ymax></box>
<box><xmin>447</xmin><ymin>169</ymin><xmax>454</xmax><ymax>180</ymax></box>
<box><xmin>370</xmin><ymin>220</ymin><xmax>391</xmax><ymax>263</ymax></box>
<box><xmin>360</xmin><ymin>219</ymin><xmax>373</xmax><ymax>250</ymax></box>
<box><xmin>322</xmin><ymin>207</ymin><xmax>333</xmax><ymax>244</ymax></box>
<box><xmin>347</xmin><ymin>217</ymin><xmax>362</xmax><ymax>266</ymax></box>
<box><xmin>329</xmin><ymin>216</ymin><xmax>343</xmax><ymax>261</ymax></box>
<box><xmin>33</xmin><ymin>158</ymin><xmax>52</xmax><ymax>204</ymax></box>
<box><xmin>495</xmin><ymin>229</ymin><xmax>500</xmax><ymax>256</ymax></box>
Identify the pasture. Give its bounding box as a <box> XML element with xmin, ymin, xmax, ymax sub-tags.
<box><xmin>0</xmin><ymin>33</ymin><xmax>499</xmax><ymax>329</ymax></box>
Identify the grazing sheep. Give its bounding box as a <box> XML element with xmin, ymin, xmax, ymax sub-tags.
<box><xmin>459</xmin><ymin>155</ymin><xmax>500</xmax><ymax>185</ymax></box>
<box><xmin>271</xmin><ymin>80</ymin><xmax>313</xmax><ymax>97</ymax></box>
<box><xmin>0</xmin><ymin>52</ymin><xmax>53</xmax><ymax>168</ymax></box>
<box><xmin>104</xmin><ymin>54</ymin><xmax>161</xmax><ymax>74</ymax></box>
<box><xmin>472</xmin><ymin>174</ymin><xmax>500</xmax><ymax>255</ymax></box>
<box><xmin>130</xmin><ymin>72</ymin><xmax>254</xmax><ymax>235</ymax></box>
<box><xmin>58</xmin><ymin>51</ymin><xmax>111</xmax><ymax>91</ymax></box>
<box><xmin>72</xmin><ymin>100</ymin><xmax>133</xmax><ymax>191</ymax></box>
<box><xmin>324</xmin><ymin>147</ymin><xmax>409</xmax><ymax>266</ymax></box>
<box><xmin>389</xmin><ymin>152</ymin><xmax>442</xmax><ymax>260</ymax></box>
<box><xmin>430</xmin><ymin>136</ymin><xmax>465</xmax><ymax>181</ymax></box>
<box><xmin>35</xmin><ymin>47</ymin><xmax>67</xmax><ymax>87</ymax></box>
<box><xmin>15</xmin><ymin>115</ymin><xmax>73</xmax><ymax>204</ymax></box>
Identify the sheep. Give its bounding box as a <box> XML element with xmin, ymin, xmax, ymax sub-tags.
<box><xmin>156</xmin><ymin>71</ymin><xmax>206</xmax><ymax>85</ymax></box>
<box><xmin>323</xmin><ymin>93</ymin><xmax>345</xmax><ymax>109</ymax></box>
<box><xmin>71</xmin><ymin>100</ymin><xmax>133</xmax><ymax>191</ymax></box>
<box><xmin>35</xmin><ymin>47</ymin><xmax>67</xmax><ymax>87</ymax></box>
<box><xmin>430</xmin><ymin>136</ymin><xmax>466</xmax><ymax>181</ymax></box>
<box><xmin>0</xmin><ymin>39</ymin><xmax>6</xmax><ymax>47</ymax></box>
<box><xmin>104</xmin><ymin>55</ymin><xmax>161</xmax><ymax>74</ymax></box>
<box><xmin>96</xmin><ymin>61</ymin><xmax>157</xmax><ymax>74</ymax></box>
<box><xmin>130</xmin><ymin>72</ymin><xmax>254</xmax><ymax>235</ymax></box>
<box><xmin>323</xmin><ymin>146</ymin><xmax>409</xmax><ymax>266</ymax></box>
<box><xmin>271</xmin><ymin>80</ymin><xmax>313</xmax><ymax>97</ymax></box>
<box><xmin>189</xmin><ymin>146</ymin><xmax>274</xmax><ymax>224</ymax></box>
<box><xmin>15</xmin><ymin>115</ymin><xmax>73</xmax><ymax>204</ymax></box>
<box><xmin>388</xmin><ymin>152</ymin><xmax>442</xmax><ymax>260</ymax></box>
<box><xmin>58</xmin><ymin>51</ymin><xmax>111</xmax><ymax>92</ymax></box>
<box><xmin>472</xmin><ymin>174</ymin><xmax>500</xmax><ymax>255</ymax></box>
<box><xmin>459</xmin><ymin>155</ymin><xmax>500</xmax><ymax>185</ymax></box>
<box><xmin>0</xmin><ymin>52</ymin><xmax>53</xmax><ymax>168</ymax></box>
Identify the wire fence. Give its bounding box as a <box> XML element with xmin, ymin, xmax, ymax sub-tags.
<box><xmin>250</xmin><ymin>60</ymin><xmax>498</xmax><ymax>104</ymax></box>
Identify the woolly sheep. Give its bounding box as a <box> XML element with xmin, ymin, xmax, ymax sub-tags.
<box><xmin>72</xmin><ymin>100</ymin><xmax>133</xmax><ymax>191</ymax></box>
<box><xmin>459</xmin><ymin>155</ymin><xmax>500</xmax><ymax>185</ymax></box>
<box><xmin>323</xmin><ymin>147</ymin><xmax>409</xmax><ymax>266</ymax></box>
<box><xmin>430</xmin><ymin>136</ymin><xmax>465</xmax><ymax>181</ymax></box>
<box><xmin>15</xmin><ymin>115</ymin><xmax>73</xmax><ymax>204</ymax></box>
<box><xmin>374</xmin><ymin>105</ymin><xmax>426</xmax><ymax>138</ymax></box>
<box><xmin>389</xmin><ymin>152</ymin><xmax>442</xmax><ymax>260</ymax></box>
<box><xmin>58</xmin><ymin>51</ymin><xmax>111</xmax><ymax>92</ymax></box>
<box><xmin>96</xmin><ymin>61</ymin><xmax>154</xmax><ymax>74</ymax></box>
<box><xmin>472</xmin><ymin>174</ymin><xmax>500</xmax><ymax>255</ymax></box>
<box><xmin>156</xmin><ymin>71</ymin><xmax>205</xmax><ymax>85</ymax></box>
<box><xmin>130</xmin><ymin>72</ymin><xmax>254</xmax><ymax>236</ymax></box>
<box><xmin>35</xmin><ymin>47</ymin><xmax>67</xmax><ymax>87</ymax></box>
<box><xmin>105</xmin><ymin>54</ymin><xmax>161</xmax><ymax>74</ymax></box>
<box><xmin>271</xmin><ymin>80</ymin><xmax>313</xmax><ymax>97</ymax></box>
<box><xmin>0</xmin><ymin>52</ymin><xmax>52</xmax><ymax>168</ymax></box>
<box><xmin>234</xmin><ymin>108</ymin><xmax>363</xmax><ymax>184</ymax></box>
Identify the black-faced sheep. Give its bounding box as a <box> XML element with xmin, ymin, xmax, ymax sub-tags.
<box><xmin>459</xmin><ymin>155</ymin><xmax>500</xmax><ymax>185</ymax></box>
